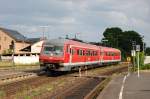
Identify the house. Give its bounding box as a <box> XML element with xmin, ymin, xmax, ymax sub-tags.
<box><xmin>0</xmin><ymin>27</ymin><xmax>45</xmax><ymax>55</ymax></box>
<box><xmin>0</xmin><ymin>27</ymin><xmax>30</xmax><ymax>54</ymax></box>
<box><xmin>21</xmin><ymin>38</ymin><xmax>44</xmax><ymax>54</ymax></box>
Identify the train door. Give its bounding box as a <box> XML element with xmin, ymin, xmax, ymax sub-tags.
<box><xmin>70</xmin><ymin>46</ymin><xmax>76</xmax><ymax>63</ymax></box>
<box><xmin>100</xmin><ymin>48</ymin><xmax>104</xmax><ymax>63</ymax></box>
<box><xmin>64</xmin><ymin>44</ymin><xmax>70</xmax><ymax>63</ymax></box>
<box><xmin>85</xmin><ymin>50</ymin><xmax>90</xmax><ymax>65</ymax></box>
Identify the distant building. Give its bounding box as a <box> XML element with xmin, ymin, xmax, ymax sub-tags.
<box><xmin>0</xmin><ymin>27</ymin><xmax>44</xmax><ymax>55</ymax></box>
<box><xmin>0</xmin><ymin>27</ymin><xmax>30</xmax><ymax>54</ymax></box>
<box><xmin>20</xmin><ymin>38</ymin><xmax>44</xmax><ymax>54</ymax></box>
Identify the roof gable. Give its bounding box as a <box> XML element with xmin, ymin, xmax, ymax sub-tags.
<box><xmin>0</xmin><ymin>27</ymin><xmax>27</xmax><ymax>42</ymax></box>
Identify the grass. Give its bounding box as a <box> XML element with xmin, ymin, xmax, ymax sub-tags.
<box><xmin>0</xmin><ymin>61</ymin><xmax>13</xmax><ymax>67</ymax></box>
<box><xmin>0</xmin><ymin>90</ymin><xmax>6</xmax><ymax>99</ymax></box>
<box><xmin>12</xmin><ymin>78</ymin><xmax>67</xmax><ymax>99</ymax></box>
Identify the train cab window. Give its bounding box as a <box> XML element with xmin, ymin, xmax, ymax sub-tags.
<box><xmin>43</xmin><ymin>45</ymin><xmax>63</xmax><ymax>56</ymax></box>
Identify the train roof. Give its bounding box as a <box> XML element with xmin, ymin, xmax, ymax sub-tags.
<box><xmin>44</xmin><ymin>38</ymin><xmax>66</xmax><ymax>46</ymax></box>
<box><xmin>44</xmin><ymin>38</ymin><xmax>99</xmax><ymax>49</ymax></box>
<box><xmin>44</xmin><ymin>38</ymin><xmax>120</xmax><ymax>52</ymax></box>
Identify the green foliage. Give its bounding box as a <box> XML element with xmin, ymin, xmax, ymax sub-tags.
<box><xmin>145</xmin><ymin>47</ymin><xmax>150</xmax><ymax>56</ymax></box>
<box><xmin>140</xmin><ymin>64</ymin><xmax>150</xmax><ymax>70</ymax></box>
<box><xmin>135</xmin><ymin>52</ymin><xmax>145</xmax><ymax>67</ymax></box>
<box><xmin>0</xmin><ymin>90</ymin><xmax>6</xmax><ymax>98</ymax></box>
<box><xmin>2</xmin><ymin>49</ymin><xmax>13</xmax><ymax>55</ymax></box>
<box><xmin>102</xmin><ymin>27</ymin><xmax>144</xmax><ymax>60</ymax></box>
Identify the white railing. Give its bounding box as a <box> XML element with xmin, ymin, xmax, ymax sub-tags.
<box><xmin>1</xmin><ymin>55</ymin><xmax>39</xmax><ymax>64</ymax></box>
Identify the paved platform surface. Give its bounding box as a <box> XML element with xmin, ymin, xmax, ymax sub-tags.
<box><xmin>97</xmin><ymin>72</ymin><xmax>150</xmax><ymax>99</ymax></box>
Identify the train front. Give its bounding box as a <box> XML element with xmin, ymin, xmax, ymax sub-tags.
<box><xmin>39</xmin><ymin>39</ymin><xmax>64</xmax><ymax>71</ymax></box>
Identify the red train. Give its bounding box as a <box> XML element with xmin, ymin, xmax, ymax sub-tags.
<box><xmin>39</xmin><ymin>38</ymin><xmax>121</xmax><ymax>72</ymax></box>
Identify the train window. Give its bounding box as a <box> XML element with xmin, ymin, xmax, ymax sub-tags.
<box><xmin>70</xmin><ymin>48</ymin><xmax>74</xmax><ymax>55</ymax></box>
<box><xmin>80</xmin><ymin>50</ymin><xmax>83</xmax><ymax>56</ymax></box>
<box><xmin>66</xmin><ymin>46</ymin><xmax>69</xmax><ymax>53</ymax></box>
<box><xmin>83</xmin><ymin>50</ymin><xmax>85</xmax><ymax>56</ymax></box>
<box><xmin>86</xmin><ymin>50</ymin><xmax>89</xmax><ymax>56</ymax></box>
<box><xmin>70</xmin><ymin>48</ymin><xmax>72</xmax><ymax>54</ymax></box>
<box><xmin>90</xmin><ymin>51</ymin><xmax>92</xmax><ymax>56</ymax></box>
<box><xmin>92</xmin><ymin>51</ymin><xmax>94</xmax><ymax>56</ymax></box>
<box><xmin>72</xmin><ymin>49</ymin><xmax>74</xmax><ymax>55</ymax></box>
<box><xmin>77</xmin><ymin>49</ymin><xmax>79</xmax><ymax>55</ymax></box>
<box><xmin>86</xmin><ymin>50</ymin><xmax>88</xmax><ymax>56</ymax></box>
<box><xmin>96</xmin><ymin>52</ymin><xmax>98</xmax><ymax>56</ymax></box>
<box><xmin>79</xmin><ymin>50</ymin><xmax>81</xmax><ymax>56</ymax></box>
<box><xmin>88</xmin><ymin>50</ymin><xmax>91</xmax><ymax>56</ymax></box>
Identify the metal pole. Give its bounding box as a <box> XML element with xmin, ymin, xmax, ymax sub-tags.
<box><xmin>128</xmin><ymin>62</ymin><xmax>130</xmax><ymax>76</ymax></box>
<box><xmin>143</xmin><ymin>42</ymin><xmax>145</xmax><ymax>66</ymax></box>
<box><xmin>79</xmin><ymin>67</ymin><xmax>81</xmax><ymax>77</ymax></box>
<box><xmin>137</xmin><ymin>51</ymin><xmax>140</xmax><ymax>77</ymax></box>
<box><xmin>85</xmin><ymin>66</ymin><xmax>87</xmax><ymax>76</ymax></box>
<box><xmin>133</xmin><ymin>56</ymin><xmax>135</xmax><ymax>71</ymax></box>
<box><xmin>142</xmin><ymin>36</ymin><xmax>145</xmax><ymax>66</ymax></box>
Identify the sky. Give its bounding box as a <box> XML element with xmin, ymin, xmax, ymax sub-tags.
<box><xmin>0</xmin><ymin>0</ymin><xmax>150</xmax><ymax>46</ymax></box>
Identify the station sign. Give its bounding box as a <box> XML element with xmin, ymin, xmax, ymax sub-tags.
<box><xmin>131</xmin><ymin>50</ymin><xmax>136</xmax><ymax>56</ymax></box>
<box><xmin>136</xmin><ymin>45</ymin><xmax>140</xmax><ymax>51</ymax></box>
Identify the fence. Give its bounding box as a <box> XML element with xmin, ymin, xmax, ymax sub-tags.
<box><xmin>1</xmin><ymin>55</ymin><xmax>39</xmax><ymax>64</ymax></box>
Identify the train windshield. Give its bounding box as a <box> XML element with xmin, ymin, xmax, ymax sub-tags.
<box><xmin>43</xmin><ymin>45</ymin><xmax>63</xmax><ymax>56</ymax></box>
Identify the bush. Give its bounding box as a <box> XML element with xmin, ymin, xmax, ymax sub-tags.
<box><xmin>140</xmin><ymin>64</ymin><xmax>150</xmax><ymax>70</ymax></box>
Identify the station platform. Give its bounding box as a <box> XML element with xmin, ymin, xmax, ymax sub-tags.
<box><xmin>97</xmin><ymin>71</ymin><xmax>150</xmax><ymax>99</ymax></box>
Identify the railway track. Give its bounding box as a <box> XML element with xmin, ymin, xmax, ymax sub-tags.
<box><xmin>0</xmin><ymin>64</ymin><xmax>128</xmax><ymax>99</ymax></box>
<box><xmin>51</xmin><ymin>64</ymin><xmax>127</xmax><ymax>99</ymax></box>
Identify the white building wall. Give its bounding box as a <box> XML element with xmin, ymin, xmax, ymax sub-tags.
<box><xmin>14</xmin><ymin>55</ymin><xmax>39</xmax><ymax>64</ymax></box>
<box><xmin>31</xmin><ymin>40</ymin><xmax>44</xmax><ymax>53</ymax></box>
<box><xmin>144</xmin><ymin>56</ymin><xmax>150</xmax><ymax>64</ymax></box>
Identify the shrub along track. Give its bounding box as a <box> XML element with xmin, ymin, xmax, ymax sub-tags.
<box><xmin>0</xmin><ymin>64</ymin><xmax>128</xmax><ymax>99</ymax></box>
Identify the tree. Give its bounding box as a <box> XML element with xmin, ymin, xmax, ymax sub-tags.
<box><xmin>102</xmin><ymin>27</ymin><xmax>143</xmax><ymax>60</ymax></box>
<box><xmin>145</xmin><ymin>47</ymin><xmax>150</xmax><ymax>56</ymax></box>
<box><xmin>103</xmin><ymin>27</ymin><xmax>122</xmax><ymax>48</ymax></box>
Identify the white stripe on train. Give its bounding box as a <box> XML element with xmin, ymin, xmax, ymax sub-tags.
<box><xmin>61</xmin><ymin>59</ymin><xmax>121</xmax><ymax>66</ymax></box>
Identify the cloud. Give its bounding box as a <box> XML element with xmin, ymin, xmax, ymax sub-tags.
<box><xmin>0</xmin><ymin>0</ymin><xmax>150</xmax><ymax>45</ymax></box>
